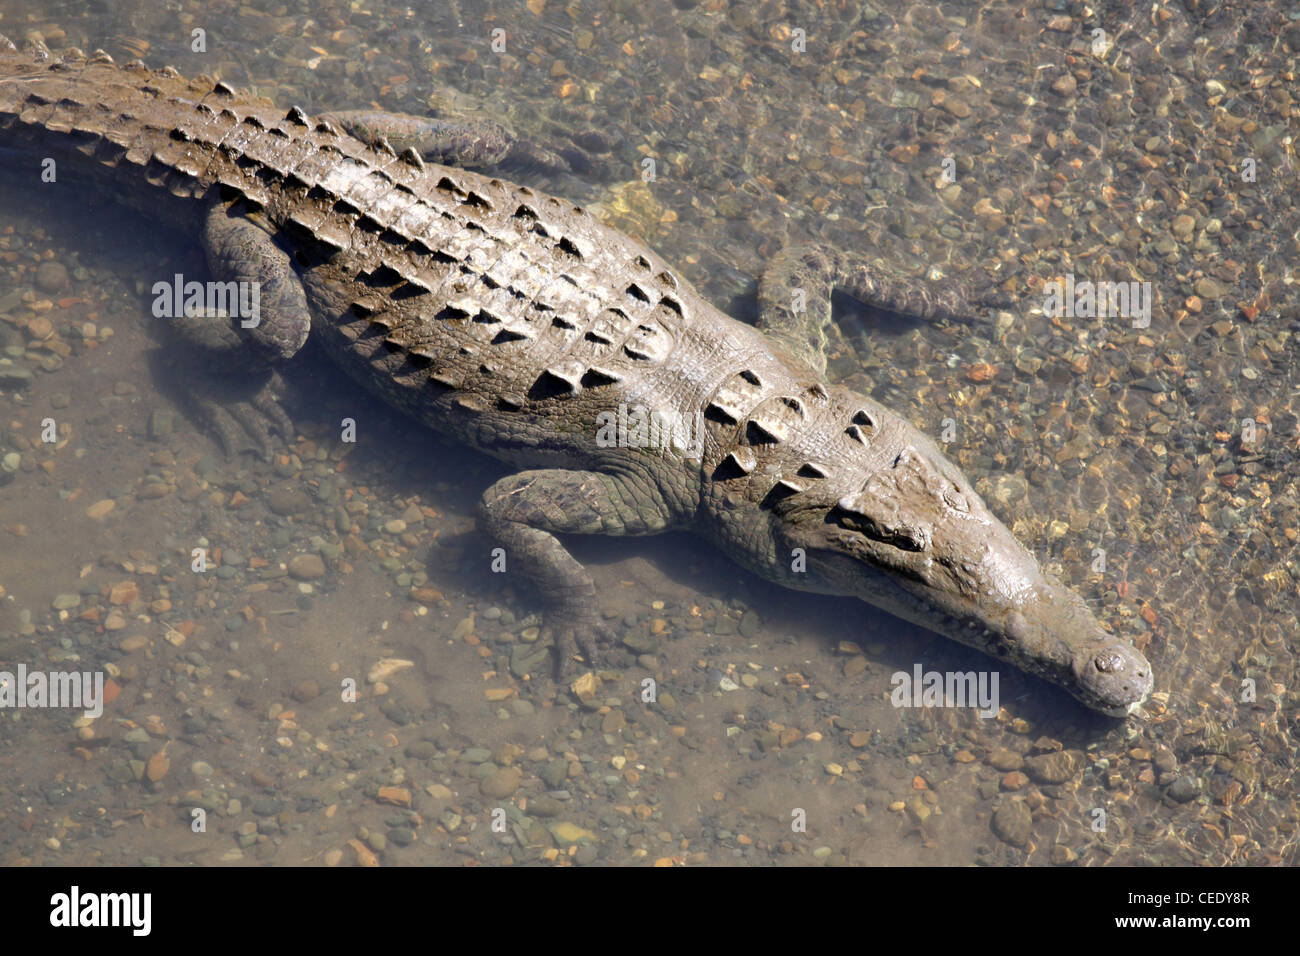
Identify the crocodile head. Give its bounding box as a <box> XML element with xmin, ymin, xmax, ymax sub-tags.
<box><xmin>774</xmin><ymin>434</ymin><xmax>1153</xmax><ymax>717</ymax></box>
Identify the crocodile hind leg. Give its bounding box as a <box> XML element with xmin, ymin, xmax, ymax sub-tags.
<box><xmin>757</xmin><ymin>244</ymin><xmax>1012</xmax><ymax>376</ymax></box>
<box><xmin>478</xmin><ymin>469</ymin><xmax>675</xmax><ymax>674</ymax></box>
<box><xmin>163</xmin><ymin>200</ymin><xmax>312</xmax><ymax>455</ymax></box>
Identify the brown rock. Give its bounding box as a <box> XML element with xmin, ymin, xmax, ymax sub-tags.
<box><xmin>986</xmin><ymin>749</ymin><xmax>1024</xmax><ymax>772</ymax></box>
<box><xmin>480</xmin><ymin>766</ymin><xmax>523</xmax><ymax>800</ymax></box>
<box><xmin>26</xmin><ymin>315</ymin><xmax>53</xmax><ymax>340</ymax></box>
<box><xmin>1000</xmin><ymin>771</ymin><xmax>1029</xmax><ymax>791</ymax></box>
<box><xmin>1024</xmin><ymin>751</ymin><xmax>1076</xmax><ymax>784</ymax></box>
<box><xmin>376</xmin><ymin>786</ymin><xmax>412</xmax><ymax>808</ymax></box>
<box><xmin>287</xmin><ymin>553</ymin><xmax>326</xmax><ymax>580</ymax></box>
<box><xmin>291</xmin><ymin>679</ymin><xmax>321</xmax><ymax>702</ymax></box>
<box><xmin>991</xmin><ymin>798</ymin><xmax>1033</xmax><ymax>847</ymax></box>
<box><xmin>109</xmin><ymin>581</ymin><xmax>139</xmax><ymax>605</ymax></box>
<box><xmin>35</xmin><ymin>261</ymin><xmax>70</xmax><ymax>293</ymax></box>
<box><xmin>146</xmin><ymin>749</ymin><xmax>170</xmax><ymax>783</ymax></box>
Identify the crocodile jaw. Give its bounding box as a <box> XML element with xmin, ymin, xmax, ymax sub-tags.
<box><xmin>776</xmin><ymin>432</ymin><xmax>1154</xmax><ymax>716</ymax></box>
<box><xmin>809</xmin><ymin>534</ymin><xmax>1155</xmax><ymax>717</ymax></box>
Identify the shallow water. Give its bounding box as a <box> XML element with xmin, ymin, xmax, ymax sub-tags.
<box><xmin>0</xmin><ymin>0</ymin><xmax>1295</xmax><ymax>867</ymax></box>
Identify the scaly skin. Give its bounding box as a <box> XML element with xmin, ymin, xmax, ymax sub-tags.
<box><xmin>0</xmin><ymin>38</ymin><xmax>1153</xmax><ymax>715</ymax></box>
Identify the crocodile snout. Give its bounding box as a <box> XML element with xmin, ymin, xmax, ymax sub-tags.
<box><xmin>1071</xmin><ymin>639</ymin><xmax>1154</xmax><ymax>717</ymax></box>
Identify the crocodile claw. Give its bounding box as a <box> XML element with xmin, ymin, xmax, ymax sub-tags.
<box><xmin>550</xmin><ymin>614</ymin><xmax>616</xmax><ymax>679</ymax></box>
<box><xmin>185</xmin><ymin>367</ymin><xmax>294</xmax><ymax>460</ymax></box>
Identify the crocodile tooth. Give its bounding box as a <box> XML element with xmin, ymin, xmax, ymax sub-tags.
<box><xmin>124</xmin><ymin>144</ymin><xmax>151</xmax><ymax>167</ymax></box>
<box><xmin>745</xmin><ymin>419</ymin><xmax>784</xmax><ymax>445</ymax></box>
<box><xmin>69</xmin><ymin>130</ymin><xmax>100</xmax><ymax>156</ymax></box>
<box><xmin>284</xmin><ymin>105</ymin><xmax>310</xmax><ymax>126</ymax></box>
<box><xmin>166</xmin><ymin>169</ymin><xmax>202</xmax><ymax>197</ymax></box>
<box><xmin>143</xmin><ymin>157</ymin><xmax>169</xmax><ymax>186</ymax></box>
<box><xmin>399</xmin><ymin>147</ymin><xmax>425</xmax><ymax>170</ymax></box>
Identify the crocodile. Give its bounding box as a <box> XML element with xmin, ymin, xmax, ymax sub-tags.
<box><xmin>0</xmin><ymin>38</ymin><xmax>1153</xmax><ymax>716</ymax></box>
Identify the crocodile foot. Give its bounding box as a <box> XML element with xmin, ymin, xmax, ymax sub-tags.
<box><xmin>184</xmin><ymin>366</ymin><xmax>295</xmax><ymax>460</ymax></box>
<box><xmin>550</xmin><ymin>612</ymin><xmax>617</xmax><ymax>678</ymax></box>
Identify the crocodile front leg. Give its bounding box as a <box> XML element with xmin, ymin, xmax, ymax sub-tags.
<box><xmin>757</xmin><ymin>243</ymin><xmax>1011</xmax><ymax>376</ymax></box>
<box><xmin>478</xmin><ymin>469</ymin><xmax>675</xmax><ymax>673</ymax></box>
<box><xmin>163</xmin><ymin>201</ymin><xmax>312</xmax><ymax>454</ymax></box>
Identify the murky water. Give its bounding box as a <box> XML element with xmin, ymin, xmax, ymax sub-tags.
<box><xmin>0</xmin><ymin>0</ymin><xmax>1295</xmax><ymax>867</ymax></box>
